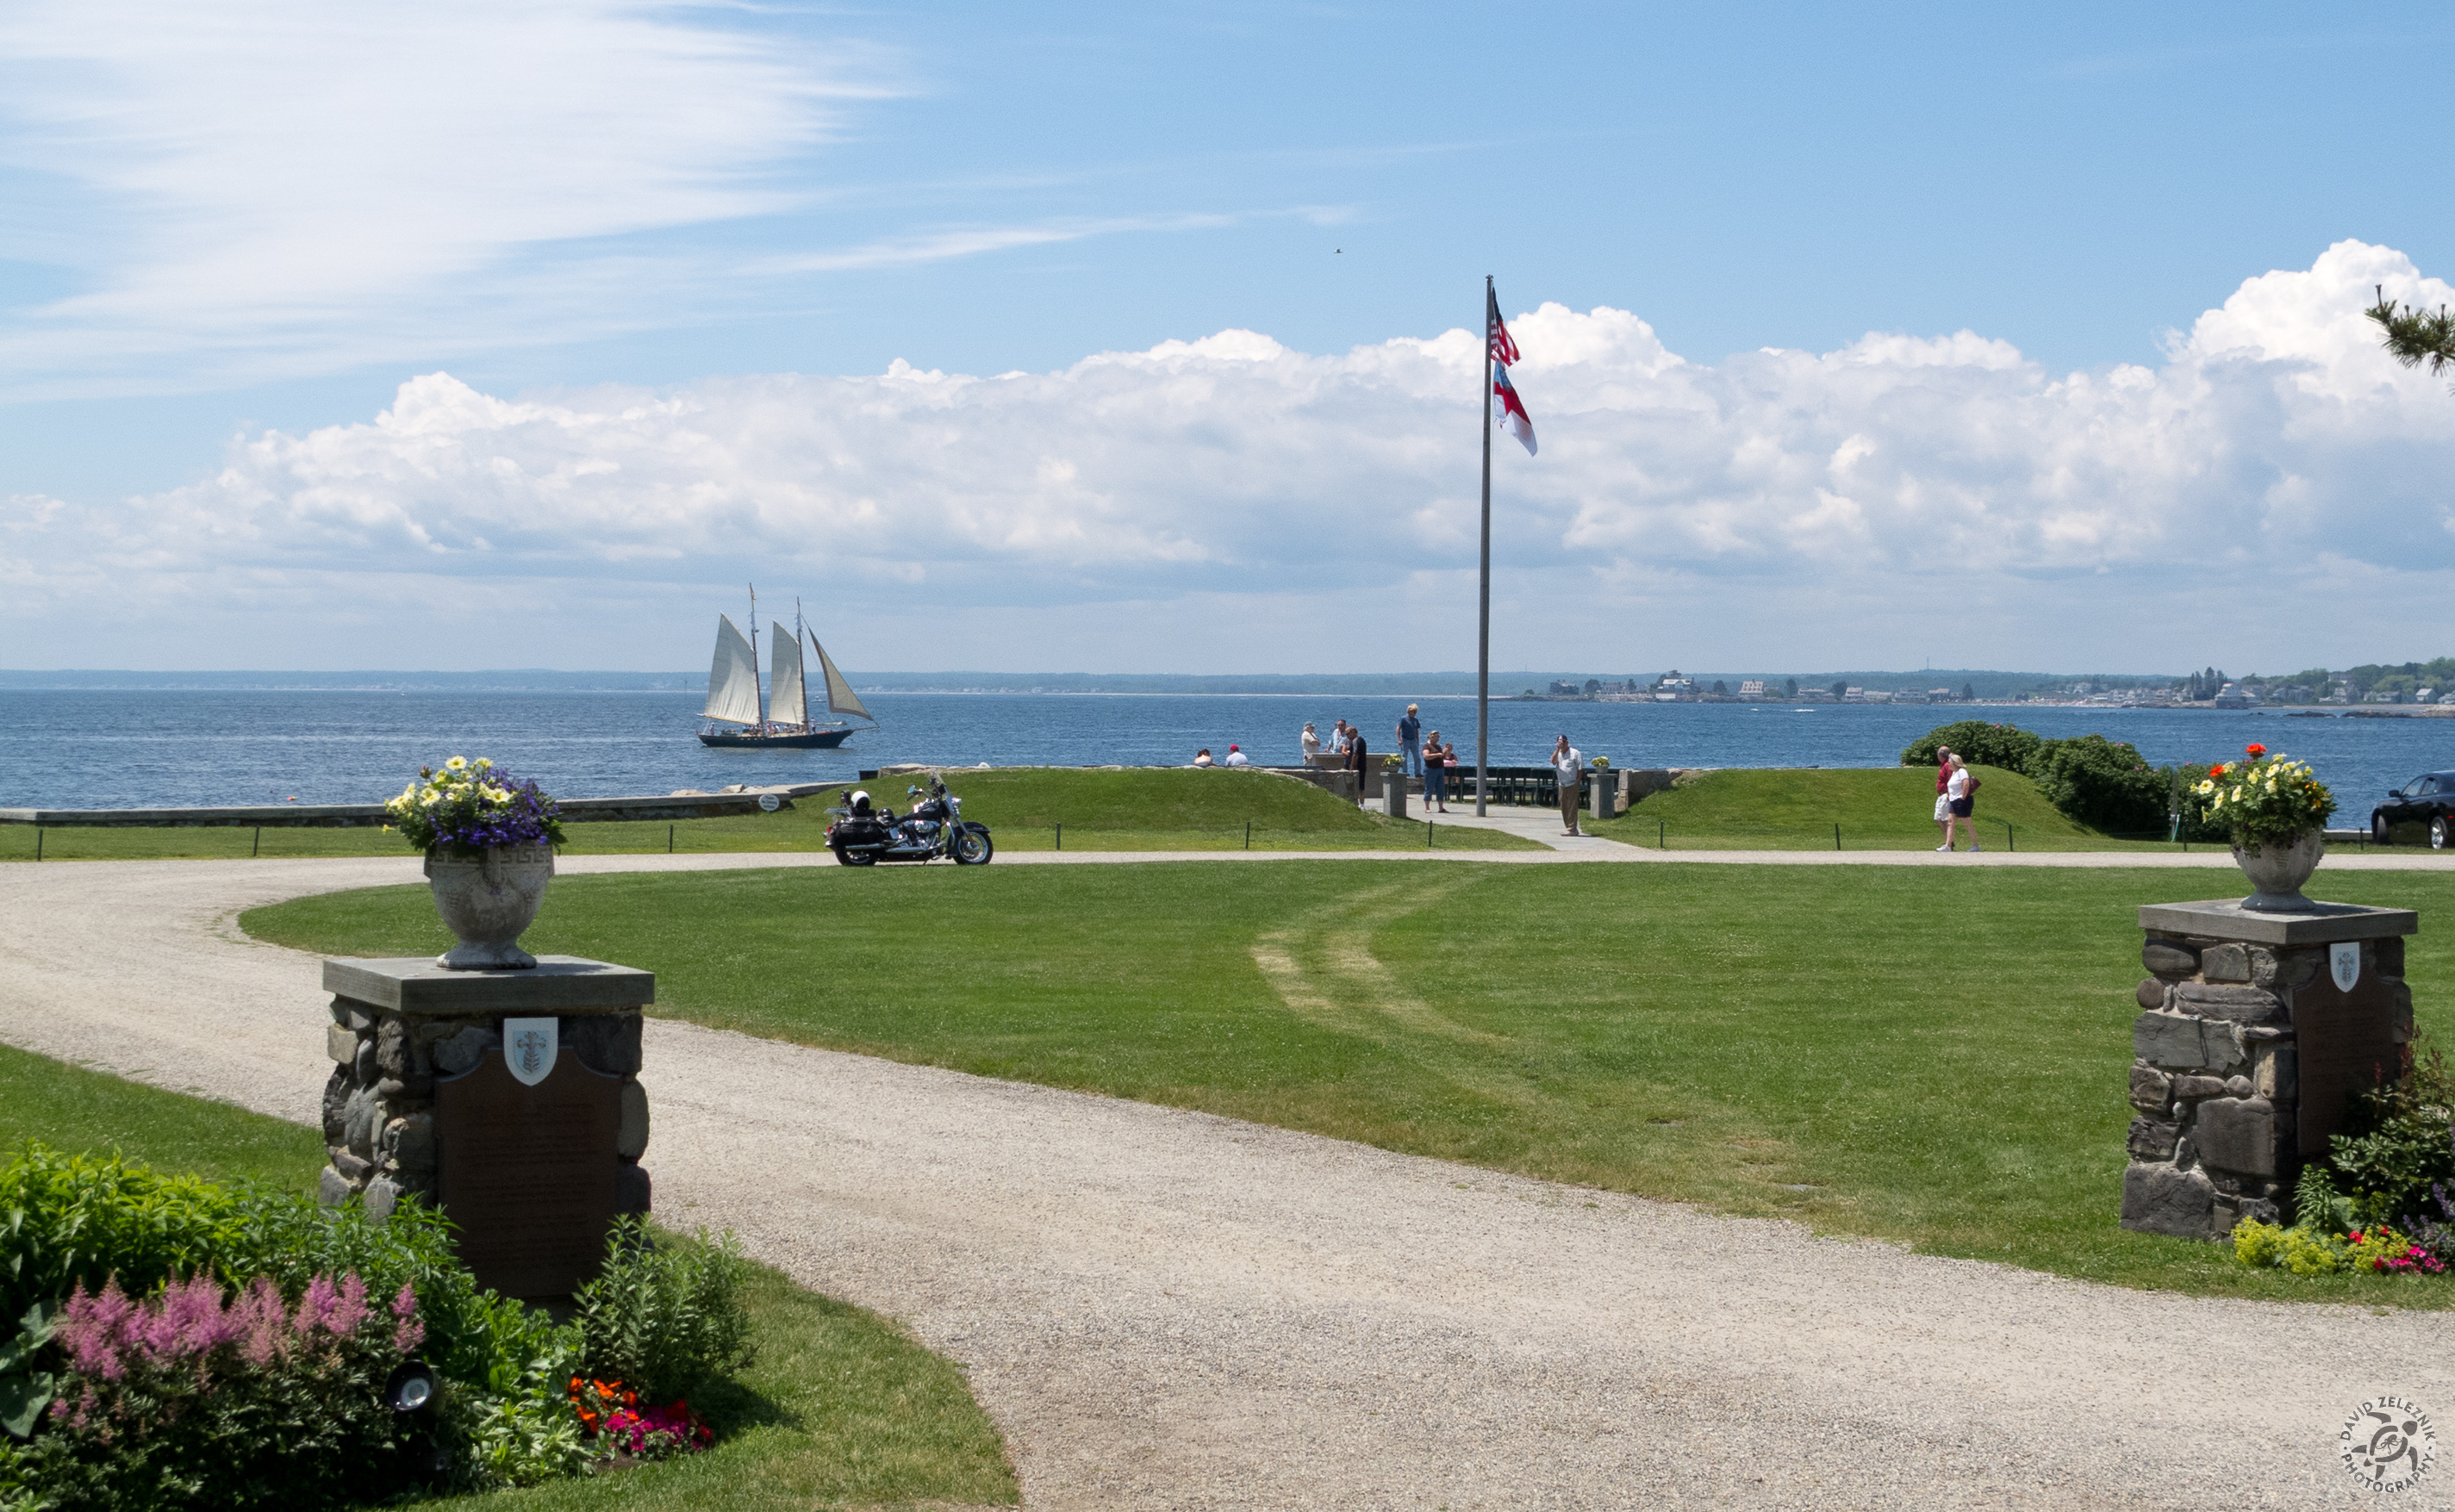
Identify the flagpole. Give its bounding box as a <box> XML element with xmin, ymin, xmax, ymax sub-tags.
<box><xmin>1476</xmin><ymin>275</ymin><xmax>1492</xmax><ymax>818</ymax></box>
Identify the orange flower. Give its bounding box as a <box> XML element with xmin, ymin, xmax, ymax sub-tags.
<box><xmin>2245</xmin><ymin>743</ymin><xmax>2266</xmax><ymax>757</ymax></box>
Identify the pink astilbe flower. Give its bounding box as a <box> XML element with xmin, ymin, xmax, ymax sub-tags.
<box><xmin>56</xmin><ymin>1279</ymin><xmax>138</xmax><ymax>1381</ymax></box>
<box><xmin>148</xmin><ymin>1276</ymin><xmax>242</xmax><ymax>1362</ymax></box>
<box><xmin>293</xmin><ymin>1272</ymin><xmax>340</xmax><ymax>1337</ymax></box>
<box><xmin>237</xmin><ymin>1277</ymin><xmax>290</xmax><ymax>1368</ymax></box>
<box><xmin>390</xmin><ymin>1283</ymin><xmax>425</xmax><ymax>1353</ymax></box>
<box><xmin>325</xmin><ymin>1273</ymin><xmax>371</xmax><ymax>1337</ymax></box>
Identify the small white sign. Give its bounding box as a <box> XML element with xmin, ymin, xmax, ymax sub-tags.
<box><xmin>758</xmin><ymin>793</ymin><xmax>781</xmax><ymax>812</ymax></box>
<box><xmin>2331</xmin><ymin>941</ymin><xmax>2362</xmax><ymax>994</ymax></box>
<box><xmin>503</xmin><ymin>1017</ymin><xmax>558</xmax><ymax>1086</ymax></box>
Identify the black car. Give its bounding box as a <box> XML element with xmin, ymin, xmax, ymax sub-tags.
<box><xmin>2372</xmin><ymin>771</ymin><xmax>2455</xmax><ymax>848</ymax></box>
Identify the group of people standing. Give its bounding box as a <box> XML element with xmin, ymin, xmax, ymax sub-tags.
<box><xmin>1296</xmin><ymin>708</ymin><xmax>1461</xmax><ymax>811</ymax></box>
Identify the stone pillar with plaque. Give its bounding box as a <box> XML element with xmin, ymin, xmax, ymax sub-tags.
<box><xmin>2121</xmin><ymin>899</ymin><xmax>2418</xmax><ymax>1241</ymax></box>
<box><xmin>317</xmin><ymin>956</ymin><xmax>654</xmax><ymax>1301</ymax></box>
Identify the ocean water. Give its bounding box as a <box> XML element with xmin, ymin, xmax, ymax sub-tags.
<box><xmin>2</xmin><ymin>688</ymin><xmax>2449</xmax><ymax>816</ymax></box>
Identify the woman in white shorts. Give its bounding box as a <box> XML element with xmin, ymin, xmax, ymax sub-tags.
<box><xmin>1933</xmin><ymin>747</ymin><xmax>1954</xmax><ymax>848</ymax></box>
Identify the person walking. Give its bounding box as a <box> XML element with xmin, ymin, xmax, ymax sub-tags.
<box><xmin>1422</xmin><ymin>731</ymin><xmax>1449</xmax><ymax>812</ymax></box>
<box><xmin>1397</xmin><ymin>704</ymin><xmax>1423</xmax><ymax>779</ymax></box>
<box><xmin>1300</xmin><ymin>723</ymin><xmax>1321</xmax><ymax>763</ymax></box>
<box><xmin>1345</xmin><ymin>725</ymin><xmax>1370</xmax><ymax>806</ymax></box>
<box><xmin>1943</xmin><ymin>755</ymin><xmax>1983</xmax><ymax>853</ymax></box>
<box><xmin>1932</xmin><ymin>746</ymin><xmax>1955</xmax><ymax>849</ymax></box>
<box><xmin>1550</xmin><ymin>733</ymin><xmax>1585</xmax><ymax>837</ymax></box>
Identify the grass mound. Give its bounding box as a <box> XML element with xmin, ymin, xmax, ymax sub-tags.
<box><xmin>246</xmin><ymin>862</ymin><xmax>2454</xmax><ymax>1305</ymax></box>
<box><xmin>0</xmin><ymin>765</ymin><xmax>1537</xmax><ymax>860</ymax></box>
<box><xmin>1591</xmin><ymin>765</ymin><xmax>2147</xmax><ymax>850</ymax></box>
<box><xmin>0</xmin><ymin>1042</ymin><xmax>1019</xmax><ymax>1510</ymax></box>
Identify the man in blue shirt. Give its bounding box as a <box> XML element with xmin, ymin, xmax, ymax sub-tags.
<box><xmin>1396</xmin><ymin>705</ymin><xmax>1423</xmax><ymax>779</ymax></box>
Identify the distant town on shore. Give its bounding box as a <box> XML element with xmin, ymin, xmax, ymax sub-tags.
<box><xmin>1519</xmin><ymin>658</ymin><xmax>2455</xmax><ymax>709</ymax></box>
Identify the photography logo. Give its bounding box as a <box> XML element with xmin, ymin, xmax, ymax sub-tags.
<box><xmin>2340</xmin><ymin>1397</ymin><xmax>2436</xmax><ymax>1493</ymax></box>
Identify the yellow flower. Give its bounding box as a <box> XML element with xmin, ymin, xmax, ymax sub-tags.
<box><xmin>476</xmin><ymin>757</ymin><xmax>492</xmax><ymax>769</ymax></box>
<box><xmin>446</xmin><ymin>756</ymin><xmax>468</xmax><ymax>772</ymax></box>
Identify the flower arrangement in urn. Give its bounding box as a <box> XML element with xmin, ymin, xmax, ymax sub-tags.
<box><xmin>385</xmin><ymin>756</ymin><xmax>565</xmax><ymax>969</ymax></box>
<box><xmin>2192</xmin><ymin>744</ymin><xmax>2336</xmax><ymax>912</ymax></box>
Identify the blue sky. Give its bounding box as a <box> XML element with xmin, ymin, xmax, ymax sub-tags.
<box><xmin>3</xmin><ymin>2</ymin><xmax>2453</xmax><ymax>671</ymax></box>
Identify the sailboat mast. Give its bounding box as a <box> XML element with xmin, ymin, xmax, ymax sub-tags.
<box><xmin>794</xmin><ymin>596</ymin><xmax>812</xmax><ymax>727</ymax></box>
<box><xmin>748</xmin><ymin>582</ymin><xmax>764</xmax><ymax>728</ymax></box>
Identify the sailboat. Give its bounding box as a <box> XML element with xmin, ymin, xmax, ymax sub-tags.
<box><xmin>696</xmin><ymin>587</ymin><xmax>877</xmax><ymax>749</ymax></box>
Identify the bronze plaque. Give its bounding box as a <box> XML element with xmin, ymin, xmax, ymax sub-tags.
<box><xmin>2296</xmin><ymin>965</ymin><xmax>2401</xmax><ymax>1161</ymax></box>
<box><xmin>436</xmin><ymin>1046</ymin><xmax>622</xmax><ymax>1300</ymax></box>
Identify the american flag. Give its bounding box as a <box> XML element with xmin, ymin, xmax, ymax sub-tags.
<box><xmin>1486</xmin><ymin>285</ymin><xmax>1519</xmax><ymax>367</ymax></box>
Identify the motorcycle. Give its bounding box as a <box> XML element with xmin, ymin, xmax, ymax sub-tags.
<box><xmin>825</xmin><ymin>778</ymin><xmax>994</xmax><ymax>866</ymax></box>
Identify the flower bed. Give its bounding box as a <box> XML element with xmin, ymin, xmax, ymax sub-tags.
<box><xmin>2229</xmin><ymin>1048</ymin><xmax>2455</xmax><ymax>1282</ymax></box>
<box><xmin>0</xmin><ymin>1150</ymin><xmax>749</xmax><ymax>1508</ymax></box>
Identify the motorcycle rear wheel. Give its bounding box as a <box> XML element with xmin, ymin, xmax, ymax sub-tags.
<box><xmin>834</xmin><ymin>844</ymin><xmax>875</xmax><ymax>866</ymax></box>
<box><xmin>953</xmin><ymin>830</ymin><xmax>994</xmax><ymax>865</ymax></box>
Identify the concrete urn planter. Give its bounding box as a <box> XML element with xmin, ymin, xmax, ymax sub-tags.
<box><xmin>425</xmin><ymin>845</ymin><xmax>555</xmax><ymax>968</ymax></box>
<box><xmin>2231</xmin><ymin>829</ymin><xmax>2324</xmax><ymax>913</ymax></box>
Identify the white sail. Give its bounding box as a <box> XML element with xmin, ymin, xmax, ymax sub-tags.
<box><xmin>809</xmin><ymin>633</ymin><xmax>873</xmax><ymax>722</ymax></box>
<box><xmin>769</xmin><ymin>620</ymin><xmax>807</xmax><ymax>729</ymax></box>
<box><xmin>703</xmin><ymin>615</ymin><xmax>763</xmax><ymax>725</ymax></box>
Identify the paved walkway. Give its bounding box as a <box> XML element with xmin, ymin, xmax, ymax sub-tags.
<box><xmin>3</xmin><ymin>856</ymin><xmax>2452</xmax><ymax>1509</ymax></box>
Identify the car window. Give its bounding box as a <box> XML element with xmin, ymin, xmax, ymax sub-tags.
<box><xmin>2402</xmin><ymin>778</ymin><xmax>2431</xmax><ymax>797</ymax></box>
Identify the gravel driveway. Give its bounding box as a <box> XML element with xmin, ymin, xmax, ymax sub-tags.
<box><xmin>1</xmin><ymin>854</ymin><xmax>2447</xmax><ymax>1509</ymax></box>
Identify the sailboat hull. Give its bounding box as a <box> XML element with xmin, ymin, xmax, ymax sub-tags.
<box><xmin>698</xmin><ymin>726</ymin><xmax>857</xmax><ymax>750</ymax></box>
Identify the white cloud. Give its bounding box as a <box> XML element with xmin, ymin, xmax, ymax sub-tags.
<box><xmin>0</xmin><ymin>0</ymin><xmax>882</xmax><ymax>394</ymax></box>
<box><xmin>8</xmin><ymin>240</ymin><xmax>2455</xmax><ymax>672</ymax></box>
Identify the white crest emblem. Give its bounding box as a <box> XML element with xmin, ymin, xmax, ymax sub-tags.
<box><xmin>503</xmin><ymin>1017</ymin><xmax>558</xmax><ymax>1086</ymax></box>
<box><xmin>2330</xmin><ymin>942</ymin><xmax>2362</xmax><ymax>994</ymax></box>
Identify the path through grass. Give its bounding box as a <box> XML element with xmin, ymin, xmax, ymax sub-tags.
<box><xmin>247</xmin><ymin>862</ymin><xmax>2455</xmax><ymax>1305</ymax></box>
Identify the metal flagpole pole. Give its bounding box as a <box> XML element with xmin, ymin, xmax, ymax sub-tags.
<box><xmin>1476</xmin><ymin>276</ymin><xmax>1492</xmax><ymax>817</ymax></box>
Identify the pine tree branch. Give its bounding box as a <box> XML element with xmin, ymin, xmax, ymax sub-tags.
<box><xmin>2367</xmin><ymin>284</ymin><xmax>2455</xmax><ymax>374</ymax></box>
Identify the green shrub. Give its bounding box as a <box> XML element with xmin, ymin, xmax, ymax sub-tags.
<box><xmin>1899</xmin><ymin>721</ymin><xmax>2044</xmax><ymax>774</ymax></box>
<box><xmin>0</xmin><ymin>1148</ymin><xmax>496</xmax><ymax>1404</ymax></box>
<box><xmin>2028</xmin><ymin>734</ymin><xmax>2167</xmax><ymax>836</ymax></box>
<box><xmin>23</xmin><ymin>1272</ymin><xmax>434</xmax><ymax>1512</ymax></box>
<box><xmin>2327</xmin><ymin>1048</ymin><xmax>2455</xmax><ymax>1228</ymax></box>
<box><xmin>2293</xmin><ymin>1163</ymin><xmax>2358</xmax><ymax>1235</ymax></box>
<box><xmin>574</xmin><ymin>1219</ymin><xmax>754</xmax><ymax>1403</ymax></box>
<box><xmin>0</xmin><ymin>1148</ymin><xmax>597</xmax><ymax>1496</ymax></box>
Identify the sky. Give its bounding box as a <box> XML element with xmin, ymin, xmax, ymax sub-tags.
<box><xmin>3</xmin><ymin>1</ymin><xmax>2454</xmax><ymax>674</ymax></box>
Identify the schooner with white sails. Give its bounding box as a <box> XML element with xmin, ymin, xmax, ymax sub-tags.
<box><xmin>698</xmin><ymin>586</ymin><xmax>875</xmax><ymax>749</ymax></box>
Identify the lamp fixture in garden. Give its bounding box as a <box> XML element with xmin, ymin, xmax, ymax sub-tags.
<box><xmin>2191</xmin><ymin>744</ymin><xmax>2338</xmax><ymax>912</ymax></box>
<box><xmin>383</xmin><ymin>756</ymin><xmax>567</xmax><ymax>969</ymax></box>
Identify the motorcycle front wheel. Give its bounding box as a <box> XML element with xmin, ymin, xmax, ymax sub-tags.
<box><xmin>953</xmin><ymin>829</ymin><xmax>994</xmax><ymax>865</ymax></box>
<box><xmin>834</xmin><ymin>844</ymin><xmax>875</xmax><ymax>866</ymax></box>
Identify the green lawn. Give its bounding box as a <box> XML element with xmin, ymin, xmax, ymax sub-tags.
<box><xmin>1596</xmin><ymin>765</ymin><xmax>2216</xmax><ymax>851</ymax></box>
<box><xmin>0</xmin><ymin>1042</ymin><xmax>1018</xmax><ymax>1509</ymax></box>
<box><xmin>0</xmin><ymin>766</ymin><xmax>1536</xmax><ymax>861</ymax></box>
<box><xmin>247</xmin><ymin>861</ymin><xmax>2455</xmax><ymax>1306</ymax></box>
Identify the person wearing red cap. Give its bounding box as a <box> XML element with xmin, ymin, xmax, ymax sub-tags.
<box><xmin>1223</xmin><ymin>744</ymin><xmax>1249</xmax><ymax>768</ymax></box>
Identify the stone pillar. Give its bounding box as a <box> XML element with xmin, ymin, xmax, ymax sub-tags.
<box><xmin>2122</xmin><ymin>899</ymin><xmax>2416</xmax><ymax>1241</ymax></box>
<box><xmin>318</xmin><ymin>955</ymin><xmax>654</xmax><ymax>1297</ymax></box>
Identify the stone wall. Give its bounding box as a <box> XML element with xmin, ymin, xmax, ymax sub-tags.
<box><xmin>320</xmin><ymin>996</ymin><xmax>650</xmax><ymax>1223</ymax></box>
<box><xmin>2123</xmin><ymin>924</ymin><xmax>2413</xmax><ymax>1241</ymax></box>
